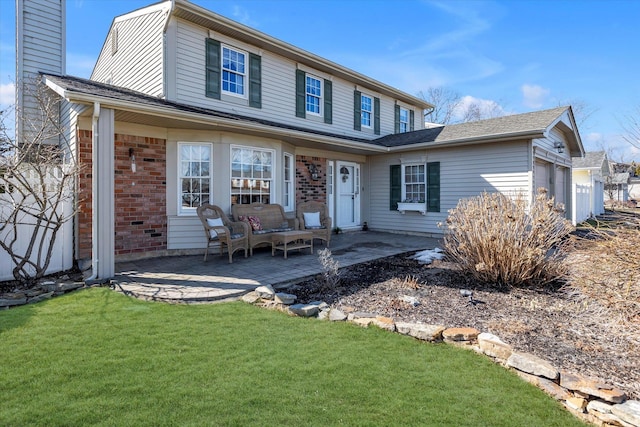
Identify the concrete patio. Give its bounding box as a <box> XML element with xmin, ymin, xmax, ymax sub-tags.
<box><xmin>113</xmin><ymin>231</ymin><xmax>440</xmax><ymax>303</ymax></box>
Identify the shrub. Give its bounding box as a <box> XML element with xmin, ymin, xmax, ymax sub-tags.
<box><xmin>318</xmin><ymin>248</ymin><xmax>340</xmax><ymax>290</ymax></box>
<box><xmin>441</xmin><ymin>189</ymin><xmax>574</xmax><ymax>288</ymax></box>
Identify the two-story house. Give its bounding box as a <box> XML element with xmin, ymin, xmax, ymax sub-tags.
<box><xmin>18</xmin><ymin>0</ymin><xmax>583</xmax><ymax>281</ymax></box>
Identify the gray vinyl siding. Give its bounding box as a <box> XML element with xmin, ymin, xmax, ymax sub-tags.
<box><xmin>17</xmin><ymin>0</ymin><xmax>65</xmax><ymax>144</ymax></box>
<box><xmin>167</xmin><ymin>216</ymin><xmax>208</xmax><ymax>250</ymax></box>
<box><xmin>367</xmin><ymin>141</ymin><xmax>530</xmax><ymax>235</ymax></box>
<box><xmin>172</xmin><ymin>20</ymin><xmax>422</xmax><ymax>139</ymax></box>
<box><xmin>91</xmin><ymin>7</ymin><xmax>167</xmax><ymax>97</ymax></box>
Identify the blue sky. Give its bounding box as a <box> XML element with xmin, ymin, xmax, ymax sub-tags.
<box><xmin>1</xmin><ymin>0</ymin><xmax>639</xmax><ymax>161</ymax></box>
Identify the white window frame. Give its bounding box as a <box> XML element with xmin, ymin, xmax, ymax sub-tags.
<box><xmin>361</xmin><ymin>94</ymin><xmax>373</xmax><ymax>128</ymax></box>
<box><xmin>399</xmin><ymin>107</ymin><xmax>409</xmax><ymax>133</ymax></box>
<box><xmin>221</xmin><ymin>44</ymin><xmax>247</xmax><ymax>98</ymax></box>
<box><xmin>178</xmin><ymin>142</ymin><xmax>213</xmax><ymax>215</ymax></box>
<box><xmin>231</xmin><ymin>146</ymin><xmax>275</xmax><ymax>205</ymax></box>
<box><xmin>305</xmin><ymin>74</ymin><xmax>322</xmax><ymax>116</ymax></box>
<box><xmin>283</xmin><ymin>152</ymin><xmax>294</xmax><ymax>211</ymax></box>
<box><xmin>401</xmin><ymin>163</ymin><xmax>426</xmax><ymax>203</ymax></box>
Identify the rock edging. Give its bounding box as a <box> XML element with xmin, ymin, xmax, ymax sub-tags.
<box><xmin>0</xmin><ymin>280</ymin><xmax>85</xmax><ymax>309</ymax></box>
<box><xmin>243</xmin><ymin>285</ymin><xmax>640</xmax><ymax>427</ymax></box>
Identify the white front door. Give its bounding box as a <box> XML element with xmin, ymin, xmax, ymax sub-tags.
<box><xmin>336</xmin><ymin>161</ymin><xmax>360</xmax><ymax>229</ymax></box>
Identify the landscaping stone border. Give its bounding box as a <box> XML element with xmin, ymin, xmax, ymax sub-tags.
<box><xmin>0</xmin><ymin>280</ymin><xmax>85</xmax><ymax>309</ymax></box>
<box><xmin>244</xmin><ymin>285</ymin><xmax>640</xmax><ymax>427</ymax></box>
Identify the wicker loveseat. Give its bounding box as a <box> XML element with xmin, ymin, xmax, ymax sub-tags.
<box><xmin>231</xmin><ymin>203</ymin><xmax>299</xmax><ymax>255</ymax></box>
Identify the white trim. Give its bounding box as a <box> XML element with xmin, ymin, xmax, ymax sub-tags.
<box><xmin>361</xmin><ymin>94</ymin><xmax>373</xmax><ymax>128</ymax></box>
<box><xmin>283</xmin><ymin>152</ymin><xmax>294</xmax><ymax>212</ymax></box>
<box><xmin>177</xmin><ymin>142</ymin><xmax>213</xmax><ymax>216</ymax></box>
<box><xmin>221</xmin><ymin>44</ymin><xmax>249</xmax><ymax>99</ymax></box>
<box><xmin>305</xmin><ymin>74</ymin><xmax>323</xmax><ymax>117</ymax></box>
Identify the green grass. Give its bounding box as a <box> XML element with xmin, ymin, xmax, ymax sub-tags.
<box><xmin>1</xmin><ymin>288</ymin><xmax>586</xmax><ymax>426</ymax></box>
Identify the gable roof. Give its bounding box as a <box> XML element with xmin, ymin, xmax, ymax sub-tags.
<box><xmin>375</xmin><ymin>107</ymin><xmax>572</xmax><ymax>147</ymax></box>
<box><xmin>572</xmin><ymin>151</ymin><xmax>608</xmax><ymax>170</ymax></box>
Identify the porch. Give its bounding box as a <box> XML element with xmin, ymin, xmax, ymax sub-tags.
<box><xmin>113</xmin><ymin>231</ymin><xmax>439</xmax><ymax>303</ymax></box>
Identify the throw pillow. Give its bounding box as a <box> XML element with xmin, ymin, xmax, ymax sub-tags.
<box><xmin>247</xmin><ymin>215</ymin><xmax>262</xmax><ymax>231</ymax></box>
<box><xmin>206</xmin><ymin>217</ymin><xmax>224</xmax><ymax>238</ymax></box>
<box><xmin>303</xmin><ymin>211</ymin><xmax>321</xmax><ymax>228</ymax></box>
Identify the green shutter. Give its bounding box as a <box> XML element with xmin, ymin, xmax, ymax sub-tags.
<box><xmin>390</xmin><ymin>165</ymin><xmax>401</xmax><ymax>210</ymax></box>
<box><xmin>394</xmin><ymin>104</ymin><xmax>400</xmax><ymax>133</ymax></box>
<box><xmin>324</xmin><ymin>79</ymin><xmax>332</xmax><ymax>124</ymax></box>
<box><xmin>205</xmin><ymin>38</ymin><xmax>221</xmax><ymax>99</ymax></box>
<box><xmin>410</xmin><ymin>110</ymin><xmax>415</xmax><ymax>131</ymax></box>
<box><xmin>249</xmin><ymin>53</ymin><xmax>261</xmax><ymax>108</ymax></box>
<box><xmin>353</xmin><ymin>90</ymin><xmax>361</xmax><ymax>131</ymax></box>
<box><xmin>295</xmin><ymin>69</ymin><xmax>305</xmax><ymax>118</ymax></box>
<box><xmin>427</xmin><ymin>162</ymin><xmax>440</xmax><ymax>212</ymax></box>
<box><xmin>374</xmin><ymin>97</ymin><xmax>380</xmax><ymax>135</ymax></box>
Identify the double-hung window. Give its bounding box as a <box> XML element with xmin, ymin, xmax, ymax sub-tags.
<box><xmin>361</xmin><ymin>95</ymin><xmax>373</xmax><ymax>128</ymax></box>
<box><xmin>283</xmin><ymin>153</ymin><xmax>294</xmax><ymax>211</ymax></box>
<box><xmin>399</xmin><ymin>108</ymin><xmax>409</xmax><ymax>133</ymax></box>
<box><xmin>231</xmin><ymin>146</ymin><xmax>274</xmax><ymax>205</ymax></box>
<box><xmin>403</xmin><ymin>164</ymin><xmax>426</xmax><ymax>203</ymax></box>
<box><xmin>306</xmin><ymin>75</ymin><xmax>322</xmax><ymax>115</ymax></box>
<box><xmin>222</xmin><ymin>45</ymin><xmax>246</xmax><ymax>97</ymax></box>
<box><xmin>179</xmin><ymin>143</ymin><xmax>212</xmax><ymax>214</ymax></box>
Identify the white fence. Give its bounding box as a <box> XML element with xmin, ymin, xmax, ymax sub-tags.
<box><xmin>0</xmin><ymin>174</ymin><xmax>75</xmax><ymax>282</ymax></box>
<box><xmin>572</xmin><ymin>183</ymin><xmax>592</xmax><ymax>225</ymax></box>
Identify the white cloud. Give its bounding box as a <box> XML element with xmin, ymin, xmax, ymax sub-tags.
<box><xmin>453</xmin><ymin>95</ymin><xmax>508</xmax><ymax>121</ymax></box>
<box><xmin>521</xmin><ymin>84</ymin><xmax>550</xmax><ymax>109</ymax></box>
<box><xmin>232</xmin><ymin>6</ymin><xmax>256</xmax><ymax>27</ymax></box>
<box><xmin>0</xmin><ymin>82</ymin><xmax>15</xmax><ymax>107</ymax></box>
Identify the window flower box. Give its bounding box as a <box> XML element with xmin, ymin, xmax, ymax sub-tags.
<box><xmin>397</xmin><ymin>201</ymin><xmax>427</xmax><ymax>215</ymax></box>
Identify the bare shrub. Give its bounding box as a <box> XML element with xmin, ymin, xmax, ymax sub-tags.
<box><xmin>441</xmin><ymin>189</ymin><xmax>574</xmax><ymax>288</ymax></box>
<box><xmin>318</xmin><ymin>248</ymin><xmax>340</xmax><ymax>290</ymax></box>
<box><xmin>568</xmin><ymin>216</ymin><xmax>640</xmax><ymax>326</ymax></box>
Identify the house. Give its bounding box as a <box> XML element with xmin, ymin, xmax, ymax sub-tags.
<box><xmin>16</xmin><ymin>0</ymin><xmax>584</xmax><ymax>281</ymax></box>
<box><xmin>571</xmin><ymin>151</ymin><xmax>608</xmax><ymax>223</ymax></box>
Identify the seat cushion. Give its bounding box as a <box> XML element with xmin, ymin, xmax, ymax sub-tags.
<box><xmin>303</xmin><ymin>211</ymin><xmax>321</xmax><ymax>227</ymax></box>
<box><xmin>206</xmin><ymin>217</ymin><xmax>224</xmax><ymax>238</ymax></box>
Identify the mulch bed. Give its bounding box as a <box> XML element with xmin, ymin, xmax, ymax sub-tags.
<box><xmin>290</xmin><ymin>253</ymin><xmax>640</xmax><ymax>400</ymax></box>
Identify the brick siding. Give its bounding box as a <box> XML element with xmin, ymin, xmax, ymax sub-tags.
<box><xmin>78</xmin><ymin>131</ymin><xmax>167</xmax><ymax>259</ymax></box>
<box><xmin>296</xmin><ymin>155</ymin><xmax>327</xmax><ymax>204</ymax></box>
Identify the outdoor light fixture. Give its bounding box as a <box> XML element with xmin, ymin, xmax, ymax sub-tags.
<box><xmin>340</xmin><ymin>166</ymin><xmax>349</xmax><ymax>182</ymax></box>
<box><xmin>553</xmin><ymin>141</ymin><xmax>565</xmax><ymax>154</ymax></box>
<box><xmin>308</xmin><ymin>163</ymin><xmax>320</xmax><ymax>180</ymax></box>
<box><xmin>129</xmin><ymin>148</ymin><xmax>136</xmax><ymax>173</ymax></box>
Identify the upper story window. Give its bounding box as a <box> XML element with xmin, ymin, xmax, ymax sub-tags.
<box><xmin>206</xmin><ymin>38</ymin><xmax>261</xmax><ymax>108</ymax></box>
<box><xmin>295</xmin><ymin>69</ymin><xmax>332</xmax><ymax>123</ymax></box>
<box><xmin>222</xmin><ymin>45</ymin><xmax>246</xmax><ymax>97</ymax></box>
<box><xmin>361</xmin><ymin>95</ymin><xmax>373</xmax><ymax>128</ymax></box>
<box><xmin>399</xmin><ymin>108</ymin><xmax>409</xmax><ymax>133</ymax></box>
<box><xmin>305</xmin><ymin>75</ymin><xmax>322</xmax><ymax>115</ymax></box>
<box><xmin>178</xmin><ymin>143</ymin><xmax>212</xmax><ymax>215</ymax></box>
<box><xmin>395</xmin><ymin>105</ymin><xmax>414</xmax><ymax>133</ymax></box>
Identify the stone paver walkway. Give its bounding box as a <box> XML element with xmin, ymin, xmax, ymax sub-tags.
<box><xmin>114</xmin><ymin>231</ymin><xmax>439</xmax><ymax>303</ymax></box>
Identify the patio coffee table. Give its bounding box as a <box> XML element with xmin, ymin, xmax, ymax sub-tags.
<box><xmin>271</xmin><ymin>230</ymin><xmax>313</xmax><ymax>259</ymax></box>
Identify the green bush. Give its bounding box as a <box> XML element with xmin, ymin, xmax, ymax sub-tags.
<box><xmin>442</xmin><ymin>189</ymin><xmax>574</xmax><ymax>288</ymax></box>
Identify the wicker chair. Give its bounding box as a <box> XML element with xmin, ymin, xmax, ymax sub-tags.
<box><xmin>197</xmin><ymin>204</ymin><xmax>249</xmax><ymax>263</ymax></box>
<box><xmin>296</xmin><ymin>200</ymin><xmax>331</xmax><ymax>247</ymax></box>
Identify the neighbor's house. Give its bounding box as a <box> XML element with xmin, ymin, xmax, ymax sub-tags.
<box><xmin>571</xmin><ymin>151</ymin><xmax>608</xmax><ymax>223</ymax></box>
<box><xmin>16</xmin><ymin>0</ymin><xmax>584</xmax><ymax>281</ymax></box>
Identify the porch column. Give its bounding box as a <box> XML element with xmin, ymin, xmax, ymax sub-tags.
<box><xmin>95</xmin><ymin>107</ymin><xmax>115</xmax><ymax>279</ymax></box>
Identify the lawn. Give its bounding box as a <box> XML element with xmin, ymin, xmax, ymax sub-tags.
<box><xmin>1</xmin><ymin>288</ymin><xmax>586</xmax><ymax>426</ymax></box>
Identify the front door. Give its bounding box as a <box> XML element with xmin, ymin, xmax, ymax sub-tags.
<box><xmin>336</xmin><ymin>161</ymin><xmax>360</xmax><ymax>229</ymax></box>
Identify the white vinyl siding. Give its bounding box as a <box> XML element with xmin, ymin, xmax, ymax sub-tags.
<box><xmin>91</xmin><ymin>5</ymin><xmax>168</xmax><ymax>96</ymax></box>
<box><xmin>368</xmin><ymin>141</ymin><xmax>530</xmax><ymax>235</ymax></box>
<box><xmin>172</xmin><ymin>20</ymin><xmax>422</xmax><ymax>140</ymax></box>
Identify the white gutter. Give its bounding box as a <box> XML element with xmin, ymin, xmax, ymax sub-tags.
<box><xmin>85</xmin><ymin>102</ymin><xmax>100</xmax><ymax>282</ymax></box>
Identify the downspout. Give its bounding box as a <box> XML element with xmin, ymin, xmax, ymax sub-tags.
<box><xmin>86</xmin><ymin>102</ymin><xmax>100</xmax><ymax>282</ymax></box>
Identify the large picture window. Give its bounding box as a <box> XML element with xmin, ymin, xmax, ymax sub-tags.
<box><xmin>222</xmin><ymin>45</ymin><xmax>246</xmax><ymax>97</ymax></box>
<box><xmin>231</xmin><ymin>146</ymin><xmax>274</xmax><ymax>205</ymax></box>
<box><xmin>179</xmin><ymin>143</ymin><xmax>212</xmax><ymax>214</ymax></box>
